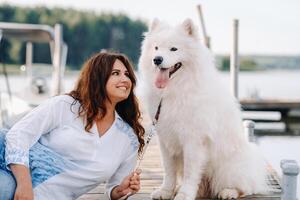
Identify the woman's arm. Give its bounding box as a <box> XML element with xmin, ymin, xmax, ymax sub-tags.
<box><xmin>5</xmin><ymin>97</ymin><xmax>62</xmax><ymax>170</ymax></box>
<box><xmin>10</xmin><ymin>164</ymin><xmax>34</xmax><ymax>200</ymax></box>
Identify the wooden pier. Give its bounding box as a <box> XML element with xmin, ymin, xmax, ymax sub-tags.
<box><xmin>240</xmin><ymin>99</ymin><xmax>300</xmax><ymax>133</ymax></box>
<box><xmin>78</xmin><ymin>136</ymin><xmax>282</xmax><ymax>200</ymax></box>
<box><xmin>241</xmin><ymin>99</ymin><xmax>300</xmax><ymax>113</ymax></box>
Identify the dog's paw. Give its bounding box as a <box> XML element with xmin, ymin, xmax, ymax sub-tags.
<box><xmin>151</xmin><ymin>188</ymin><xmax>173</xmax><ymax>200</ymax></box>
<box><xmin>218</xmin><ymin>189</ymin><xmax>239</xmax><ymax>199</ymax></box>
<box><xmin>173</xmin><ymin>192</ymin><xmax>194</xmax><ymax>200</ymax></box>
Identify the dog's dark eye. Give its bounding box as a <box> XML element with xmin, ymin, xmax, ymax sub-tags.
<box><xmin>170</xmin><ymin>47</ymin><xmax>178</xmax><ymax>51</ymax></box>
<box><xmin>155</xmin><ymin>46</ymin><xmax>158</xmax><ymax>50</ymax></box>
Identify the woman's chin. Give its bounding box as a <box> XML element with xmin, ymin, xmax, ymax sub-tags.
<box><xmin>113</xmin><ymin>95</ymin><xmax>130</xmax><ymax>103</ymax></box>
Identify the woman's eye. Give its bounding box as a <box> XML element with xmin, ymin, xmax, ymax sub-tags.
<box><xmin>170</xmin><ymin>47</ymin><xmax>178</xmax><ymax>51</ymax></box>
<box><xmin>112</xmin><ymin>71</ymin><xmax>119</xmax><ymax>75</ymax></box>
<box><xmin>125</xmin><ymin>72</ymin><xmax>130</xmax><ymax>77</ymax></box>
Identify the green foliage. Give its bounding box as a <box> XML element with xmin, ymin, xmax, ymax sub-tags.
<box><xmin>0</xmin><ymin>4</ymin><xmax>147</xmax><ymax>70</ymax></box>
<box><xmin>217</xmin><ymin>55</ymin><xmax>258</xmax><ymax>71</ymax></box>
<box><xmin>240</xmin><ymin>59</ymin><xmax>257</xmax><ymax>71</ymax></box>
<box><xmin>220</xmin><ymin>56</ymin><xmax>230</xmax><ymax>71</ymax></box>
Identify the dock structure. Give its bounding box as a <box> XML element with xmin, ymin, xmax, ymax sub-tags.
<box><xmin>227</xmin><ymin>19</ymin><xmax>300</xmax><ymax>132</ymax></box>
<box><xmin>241</xmin><ymin>99</ymin><xmax>300</xmax><ymax>121</ymax></box>
<box><xmin>240</xmin><ymin>99</ymin><xmax>300</xmax><ymax>133</ymax></box>
<box><xmin>241</xmin><ymin>99</ymin><xmax>300</xmax><ymax>112</ymax></box>
<box><xmin>78</xmin><ymin>136</ymin><xmax>282</xmax><ymax>200</ymax></box>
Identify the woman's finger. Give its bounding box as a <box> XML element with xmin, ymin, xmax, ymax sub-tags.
<box><xmin>130</xmin><ymin>180</ymin><xmax>139</xmax><ymax>185</ymax></box>
<box><xmin>121</xmin><ymin>188</ymin><xmax>132</xmax><ymax>196</ymax></box>
<box><xmin>129</xmin><ymin>184</ymin><xmax>140</xmax><ymax>191</ymax></box>
<box><xmin>130</xmin><ymin>173</ymin><xmax>140</xmax><ymax>181</ymax></box>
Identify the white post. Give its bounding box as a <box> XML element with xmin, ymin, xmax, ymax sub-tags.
<box><xmin>243</xmin><ymin>120</ymin><xmax>256</xmax><ymax>143</ymax></box>
<box><xmin>230</xmin><ymin>19</ymin><xmax>239</xmax><ymax>99</ymax></box>
<box><xmin>26</xmin><ymin>42</ymin><xmax>33</xmax><ymax>85</ymax></box>
<box><xmin>197</xmin><ymin>5</ymin><xmax>210</xmax><ymax>49</ymax></box>
<box><xmin>280</xmin><ymin>160</ymin><xmax>299</xmax><ymax>200</ymax></box>
<box><xmin>49</xmin><ymin>41</ymin><xmax>54</xmax><ymax>65</ymax></box>
<box><xmin>51</xmin><ymin>24</ymin><xmax>64</xmax><ymax>95</ymax></box>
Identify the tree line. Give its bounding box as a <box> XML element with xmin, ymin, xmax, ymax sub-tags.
<box><xmin>0</xmin><ymin>4</ymin><xmax>147</xmax><ymax>70</ymax></box>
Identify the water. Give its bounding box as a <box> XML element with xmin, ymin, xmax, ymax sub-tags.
<box><xmin>220</xmin><ymin>69</ymin><xmax>300</xmax><ymax>100</ymax></box>
<box><xmin>1</xmin><ymin>69</ymin><xmax>300</xmax><ymax>197</ymax></box>
<box><xmin>1</xmin><ymin>69</ymin><xmax>300</xmax><ymax>99</ymax></box>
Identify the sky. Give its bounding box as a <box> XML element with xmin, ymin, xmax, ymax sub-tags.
<box><xmin>1</xmin><ymin>0</ymin><xmax>300</xmax><ymax>55</ymax></box>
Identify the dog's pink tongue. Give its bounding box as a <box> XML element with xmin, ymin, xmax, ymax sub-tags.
<box><xmin>155</xmin><ymin>69</ymin><xmax>170</xmax><ymax>89</ymax></box>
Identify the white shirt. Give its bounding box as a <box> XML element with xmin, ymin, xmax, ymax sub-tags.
<box><xmin>5</xmin><ymin>95</ymin><xmax>139</xmax><ymax>200</ymax></box>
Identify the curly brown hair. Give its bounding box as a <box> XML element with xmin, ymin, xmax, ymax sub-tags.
<box><xmin>68</xmin><ymin>52</ymin><xmax>145</xmax><ymax>155</ymax></box>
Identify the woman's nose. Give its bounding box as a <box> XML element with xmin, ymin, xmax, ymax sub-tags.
<box><xmin>120</xmin><ymin>74</ymin><xmax>131</xmax><ymax>82</ymax></box>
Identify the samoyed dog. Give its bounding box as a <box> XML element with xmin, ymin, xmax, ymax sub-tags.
<box><xmin>138</xmin><ymin>19</ymin><xmax>268</xmax><ymax>200</ymax></box>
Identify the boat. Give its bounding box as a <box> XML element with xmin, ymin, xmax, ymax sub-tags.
<box><xmin>0</xmin><ymin>22</ymin><xmax>67</xmax><ymax>128</ymax></box>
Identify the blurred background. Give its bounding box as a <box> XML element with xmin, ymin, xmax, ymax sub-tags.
<box><xmin>0</xmin><ymin>0</ymin><xmax>300</xmax><ymax>198</ymax></box>
<box><xmin>1</xmin><ymin>0</ymin><xmax>299</xmax><ymax>70</ymax></box>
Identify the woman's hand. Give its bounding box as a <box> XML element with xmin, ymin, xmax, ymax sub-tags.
<box><xmin>111</xmin><ymin>169</ymin><xmax>142</xmax><ymax>200</ymax></box>
<box><xmin>127</xmin><ymin>169</ymin><xmax>141</xmax><ymax>194</ymax></box>
<box><xmin>10</xmin><ymin>164</ymin><xmax>34</xmax><ymax>200</ymax></box>
<box><xmin>14</xmin><ymin>183</ymin><xmax>34</xmax><ymax>200</ymax></box>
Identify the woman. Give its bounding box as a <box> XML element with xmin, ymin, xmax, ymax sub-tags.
<box><xmin>0</xmin><ymin>52</ymin><xmax>145</xmax><ymax>200</ymax></box>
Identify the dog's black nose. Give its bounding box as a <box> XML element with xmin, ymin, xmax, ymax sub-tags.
<box><xmin>153</xmin><ymin>56</ymin><xmax>163</xmax><ymax>66</ymax></box>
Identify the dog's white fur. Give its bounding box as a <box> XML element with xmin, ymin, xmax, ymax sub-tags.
<box><xmin>138</xmin><ymin>19</ymin><xmax>268</xmax><ymax>200</ymax></box>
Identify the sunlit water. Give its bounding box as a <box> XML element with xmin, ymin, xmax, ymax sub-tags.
<box><xmin>1</xmin><ymin>69</ymin><xmax>300</xmax><ymax>197</ymax></box>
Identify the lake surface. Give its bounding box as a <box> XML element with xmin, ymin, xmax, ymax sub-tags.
<box><xmin>1</xmin><ymin>69</ymin><xmax>300</xmax><ymax>99</ymax></box>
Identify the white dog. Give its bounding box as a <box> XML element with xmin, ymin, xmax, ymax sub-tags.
<box><xmin>138</xmin><ymin>19</ymin><xmax>268</xmax><ymax>200</ymax></box>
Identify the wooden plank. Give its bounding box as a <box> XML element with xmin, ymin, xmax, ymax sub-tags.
<box><xmin>78</xmin><ymin>136</ymin><xmax>281</xmax><ymax>200</ymax></box>
<box><xmin>78</xmin><ymin>193</ymin><xmax>280</xmax><ymax>200</ymax></box>
<box><xmin>240</xmin><ymin>99</ymin><xmax>300</xmax><ymax>111</ymax></box>
<box><xmin>240</xmin><ymin>99</ymin><xmax>300</xmax><ymax>105</ymax></box>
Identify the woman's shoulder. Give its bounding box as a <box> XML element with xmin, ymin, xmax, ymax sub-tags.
<box><xmin>50</xmin><ymin>94</ymin><xmax>76</xmax><ymax>104</ymax></box>
<box><xmin>46</xmin><ymin>95</ymin><xmax>80</xmax><ymax>113</ymax></box>
<box><xmin>47</xmin><ymin>95</ymin><xmax>79</xmax><ymax>107</ymax></box>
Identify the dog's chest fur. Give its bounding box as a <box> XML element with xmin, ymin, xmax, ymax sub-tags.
<box><xmin>150</xmin><ymin>93</ymin><xmax>191</xmax><ymax>155</ymax></box>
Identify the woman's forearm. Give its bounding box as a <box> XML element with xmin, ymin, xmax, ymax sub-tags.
<box><xmin>10</xmin><ymin>164</ymin><xmax>33</xmax><ymax>186</ymax></box>
<box><xmin>10</xmin><ymin>164</ymin><xmax>34</xmax><ymax>199</ymax></box>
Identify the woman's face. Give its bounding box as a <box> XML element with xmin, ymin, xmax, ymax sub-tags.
<box><xmin>106</xmin><ymin>59</ymin><xmax>132</xmax><ymax>104</ymax></box>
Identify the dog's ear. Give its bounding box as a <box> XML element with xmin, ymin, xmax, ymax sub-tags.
<box><xmin>149</xmin><ymin>18</ymin><xmax>160</xmax><ymax>32</ymax></box>
<box><xmin>181</xmin><ymin>18</ymin><xmax>196</xmax><ymax>36</ymax></box>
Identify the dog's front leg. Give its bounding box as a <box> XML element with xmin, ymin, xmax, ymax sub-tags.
<box><xmin>151</xmin><ymin>141</ymin><xmax>177</xmax><ymax>200</ymax></box>
<box><xmin>174</xmin><ymin>142</ymin><xmax>208</xmax><ymax>200</ymax></box>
